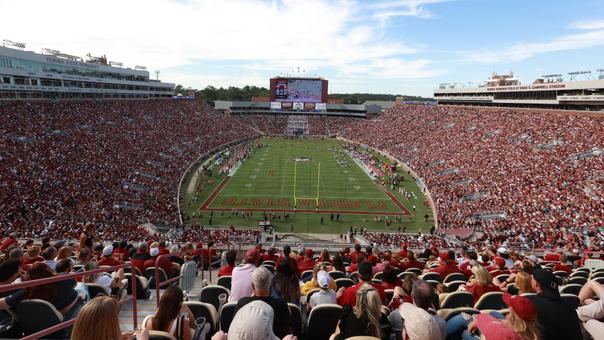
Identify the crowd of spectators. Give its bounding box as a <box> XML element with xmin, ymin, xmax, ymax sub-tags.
<box><xmin>334</xmin><ymin>105</ymin><xmax>604</xmax><ymax>251</ymax></box>
<box><xmin>2</xmin><ymin>226</ymin><xmax>604</xmax><ymax>339</ymax></box>
<box><xmin>0</xmin><ymin>99</ymin><xmax>257</xmax><ymax>239</ymax></box>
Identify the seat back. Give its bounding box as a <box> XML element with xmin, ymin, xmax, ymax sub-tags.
<box><xmin>16</xmin><ymin>299</ymin><xmax>64</xmax><ymax>336</ymax></box>
<box><xmin>553</xmin><ymin>270</ymin><xmax>569</xmax><ymax>278</ymax></box>
<box><xmin>288</xmin><ymin>303</ymin><xmax>303</xmax><ymax>338</ymax></box>
<box><xmin>373</xmin><ymin>272</ymin><xmax>384</xmax><ymax>281</ymax></box>
<box><xmin>561</xmin><ymin>294</ymin><xmax>580</xmax><ymax>309</ymax></box>
<box><xmin>474</xmin><ymin>292</ymin><xmax>505</xmax><ymax>310</ymax></box>
<box><xmin>148</xmin><ymin>330</ymin><xmax>177</xmax><ymax>340</ymax></box>
<box><xmin>439</xmin><ymin>307</ymin><xmax>480</xmax><ymax>321</ymax></box>
<box><xmin>179</xmin><ymin>261</ymin><xmax>197</xmax><ymax>292</ymax></box>
<box><xmin>443</xmin><ymin>273</ymin><xmax>466</xmax><ymax>283</ymax></box>
<box><xmin>335</xmin><ymin>278</ymin><xmax>355</xmax><ymax>290</ymax></box>
<box><xmin>301</xmin><ymin>270</ymin><xmax>314</xmax><ymax>282</ymax></box>
<box><xmin>566</xmin><ymin>276</ymin><xmax>587</xmax><ymax>286</ymax></box>
<box><xmin>86</xmin><ymin>283</ymin><xmax>108</xmax><ymax>299</ymax></box>
<box><xmin>307</xmin><ymin>304</ymin><xmax>342</xmax><ymax>340</ymax></box>
<box><xmin>329</xmin><ymin>271</ymin><xmax>346</xmax><ymax>280</ymax></box>
<box><xmin>446</xmin><ymin>280</ymin><xmax>467</xmax><ymax>292</ymax></box>
<box><xmin>421</xmin><ymin>272</ymin><xmax>442</xmax><ymax>282</ymax></box>
<box><xmin>440</xmin><ymin>291</ymin><xmax>474</xmax><ymax>309</ymax></box>
<box><xmin>217</xmin><ymin>275</ymin><xmax>232</xmax><ymax>291</ymax></box>
<box><xmin>146</xmin><ymin>267</ymin><xmax>169</xmax><ymax>289</ymax></box>
<box><xmin>199</xmin><ymin>285</ymin><xmax>230</xmax><ymax>312</ymax></box>
<box><xmin>406</xmin><ymin>268</ymin><xmax>422</xmax><ymax>275</ymax></box>
<box><xmin>349</xmin><ymin>271</ymin><xmax>359</xmax><ymax>283</ymax></box>
<box><xmin>385</xmin><ymin>289</ymin><xmax>394</xmax><ymax>302</ymax></box>
<box><xmin>559</xmin><ymin>284</ymin><xmax>582</xmax><ymax>296</ymax></box>
<box><xmin>495</xmin><ymin>274</ymin><xmax>510</xmax><ymax>283</ymax></box>
<box><xmin>261</xmin><ymin>263</ymin><xmax>275</xmax><ymax>273</ymax></box>
<box><xmin>185</xmin><ymin>301</ymin><xmax>218</xmax><ymax>340</ymax></box>
<box><xmin>124</xmin><ymin>273</ymin><xmax>150</xmax><ymax>299</ymax></box>
<box><xmin>570</xmin><ymin>271</ymin><xmax>589</xmax><ymax>279</ymax></box>
<box><xmin>219</xmin><ymin>302</ymin><xmax>238</xmax><ymax>332</ymax></box>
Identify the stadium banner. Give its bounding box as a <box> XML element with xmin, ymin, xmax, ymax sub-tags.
<box><xmin>281</xmin><ymin>102</ymin><xmax>293</xmax><ymax>109</ymax></box>
<box><xmin>293</xmin><ymin>102</ymin><xmax>304</xmax><ymax>110</ymax></box>
<box><xmin>315</xmin><ymin>103</ymin><xmax>327</xmax><ymax>111</ymax></box>
<box><xmin>270</xmin><ymin>101</ymin><xmax>282</xmax><ymax>109</ymax></box>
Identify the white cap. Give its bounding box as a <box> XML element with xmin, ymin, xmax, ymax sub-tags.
<box><xmin>102</xmin><ymin>245</ymin><xmax>113</xmax><ymax>257</ymax></box>
<box><xmin>399</xmin><ymin>303</ymin><xmax>442</xmax><ymax>340</ymax></box>
<box><xmin>317</xmin><ymin>270</ymin><xmax>331</xmax><ymax>288</ymax></box>
<box><xmin>228</xmin><ymin>300</ymin><xmax>279</xmax><ymax>340</ymax></box>
<box><xmin>150</xmin><ymin>247</ymin><xmax>159</xmax><ymax>257</ymax></box>
<box><xmin>497</xmin><ymin>247</ymin><xmax>508</xmax><ymax>255</ymax></box>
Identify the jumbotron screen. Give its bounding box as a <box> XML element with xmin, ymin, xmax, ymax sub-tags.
<box><xmin>274</xmin><ymin>79</ymin><xmax>323</xmax><ymax>103</ymax></box>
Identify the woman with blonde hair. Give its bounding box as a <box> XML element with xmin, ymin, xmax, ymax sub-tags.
<box><xmin>463</xmin><ymin>264</ymin><xmax>500</xmax><ymax>303</ymax></box>
<box><xmin>332</xmin><ymin>283</ymin><xmax>387</xmax><ymax>339</ymax></box>
<box><xmin>72</xmin><ymin>296</ymin><xmax>148</xmax><ymax>340</ymax></box>
<box><xmin>465</xmin><ymin>293</ymin><xmax>541</xmax><ymax>340</ymax></box>
<box><xmin>498</xmin><ymin>271</ymin><xmax>535</xmax><ymax>295</ymax></box>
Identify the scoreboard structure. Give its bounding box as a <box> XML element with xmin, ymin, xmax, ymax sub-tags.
<box><xmin>269</xmin><ymin>77</ymin><xmax>328</xmax><ymax>111</ymax></box>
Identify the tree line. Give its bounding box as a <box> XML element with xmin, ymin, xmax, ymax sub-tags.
<box><xmin>174</xmin><ymin>84</ymin><xmax>433</xmax><ymax>104</ymax></box>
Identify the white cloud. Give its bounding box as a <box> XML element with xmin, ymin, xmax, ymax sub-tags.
<box><xmin>464</xmin><ymin>29</ymin><xmax>604</xmax><ymax>64</ymax></box>
<box><xmin>570</xmin><ymin>20</ymin><xmax>604</xmax><ymax>30</ymax></box>
<box><xmin>368</xmin><ymin>0</ymin><xmax>452</xmax><ymax>23</ymax></box>
<box><xmin>0</xmin><ymin>0</ymin><xmax>444</xmax><ymax>90</ymax></box>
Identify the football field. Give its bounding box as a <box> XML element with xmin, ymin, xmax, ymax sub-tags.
<box><xmin>184</xmin><ymin>137</ymin><xmax>433</xmax><ymax>234</ymax></box>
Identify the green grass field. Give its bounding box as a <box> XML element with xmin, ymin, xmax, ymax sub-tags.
<box><xmin>182</xmin><ymin>137</ymin><xmax>434</xmax><ymax>234</ymax></box>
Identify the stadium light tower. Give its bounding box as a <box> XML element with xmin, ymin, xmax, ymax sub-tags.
<box><xmin>568</xmin><ymin>70</ymin><xmax>592</xmax><ymax>81</ymax></box>
<box><xmin>2</xmin><ymin>39</ymin><xmax>26</xmax><ymax>49</ymax></box>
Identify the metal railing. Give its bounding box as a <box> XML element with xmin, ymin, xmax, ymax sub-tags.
<box><xmin>0</xmin><ymin>264</ymin><xmax>138</xmax><ymax>340</ymax></box>
<box><xmin>154</xmin><ymin>255</ymin><xmax>183</xmax><ymax>304</ymax></box>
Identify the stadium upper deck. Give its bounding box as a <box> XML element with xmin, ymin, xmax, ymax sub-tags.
<box><xmin>434</xmin><ymin>71</ymin><xmax>604</xmax><ymax>110</ymax></box>
<box><xmin>0</xmin><ymin>44</ymin><xmax>174</xmax><ymax>100</ymax></box>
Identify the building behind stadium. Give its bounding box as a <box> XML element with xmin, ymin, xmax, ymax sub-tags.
<box><xmin>0</xmin><ymin>41</ymin><xmax>174</xmax><ymax>100</ymax></box>
<box><xmin>434</xmin><ymin>71</ymin><xmax>604</xmax><ymax>110</ymax></box>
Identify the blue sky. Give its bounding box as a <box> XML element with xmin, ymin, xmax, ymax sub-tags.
<box><xmin>1</xmin><ymin>0</ymin><xmax>604</xmax><ymax>96</ymax></box>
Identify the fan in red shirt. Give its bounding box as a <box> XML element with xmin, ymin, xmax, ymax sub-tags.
<box><xmin>0</xmin><ymin>233</ymin><xmax>18</xmax><ymax>251</ymax></box>
<box><xmin>337</xmin><ymin>261</ymin><xmax>387</xmax><ymax>306</ymax></box>
<box><xmin>130</xmin><ymin>243</ymin><xmax>151</xmax><ymax>273</ymax></box>
<box><xmin>429</xmin><ymin>251</ymin><xmax>462</xmax><ymax>279</ymax></box>
<box><xmin>218</xmin><ymin>250</ymin><xmax>237</xmax><ymax>277</ymax></box>
<box><xmin>97</xmin><ymin>245</ymin><xmax>122</xmax><ymax>267</ymax></box>
<box><xmin>488</xmin><ymin>257</ymin><xmax>511</xmax><ymax>278</ymax></box>
<box><xmin>553</xmin><ymin>253</ymin><xmax>572</xmax><ymax>274</ymax></box>
<box><xmin>399</xmin><ymin>250</ymin><xmax>425</xmax><ymax>272</ymax></box>
<box><xmin>463</xmin><ymin>264</ymin><xmax>501</xmax><ymax>303</ymax></box>
<box><xmin>143</xmin><ymin>247</ymin><xmax>179</xmax><ymax>278</ymax></box>
<box><xmin>261</xmin><ymin>247</ymin><xmax>279</xmax><ymax>263</ymax></box>
<box><xmin>297</xmin><ymin>248</ymin><xmax>317</xmax><ymax>274</ymax></box>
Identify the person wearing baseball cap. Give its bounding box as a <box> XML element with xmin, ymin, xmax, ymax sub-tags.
<box><xmin>429</xmin><ymin>250</ymin><xmax>463</xmax><ymax>279</ymax></box>
<box><xmin>97</xmin><ymin>245</ymin><xmax>121</xmax><ymax>267</ymax></box>
<box><xmin>229</xmin><ymin>248</ymin><xmax>259</xmax><ymax>302</ymax></box>
<box><xmin>308</xmin><ymin>270</ymin><xmax>337</xmax><ymax>309</ymax></box>
<box><xmin>527</xmin><ymin>269</ymin><xmax>582</xmax><ymax>340</ymax></box>
<box><xmin>297</xmin><ymin>248</ymin><xmax>316</xmax><ymax>273</ymax></box>
<box><xmin>457</xmin><ymin>293</ymin><xmax>540</xmax><ymax>340</ymax></box>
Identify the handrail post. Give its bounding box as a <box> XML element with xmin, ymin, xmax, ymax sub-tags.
<box><xmin>131</xmin><ymin>265</ymin><xmax>138</xmax><ymax>329</ymax></box>
<box><xmin>155</xmin><ymin>256</ymin><xmax>163</xmax><ymax>305</ymax></box>
<box><xmin>208</xmin><ymin>246</ymin><xmax>212</xmax><ymax>283</ymax></box>
<box><xmin>200</xmin><ymin>249</ymin><xmax>205</xmax><ymax>281</ymax></box>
